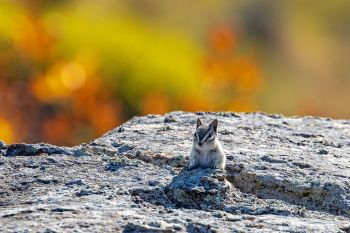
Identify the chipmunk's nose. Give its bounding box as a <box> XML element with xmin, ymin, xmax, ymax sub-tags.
<box><xmin>198</xmin><ymin>142</ymin><xmax>203</xmax><ymax>146</ymax></box>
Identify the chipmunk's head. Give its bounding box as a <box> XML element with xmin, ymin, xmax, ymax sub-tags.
<box><xmin>193</xmin><ymin>118</ymin><xmax>218</xmax><ymax>148</ymax></box>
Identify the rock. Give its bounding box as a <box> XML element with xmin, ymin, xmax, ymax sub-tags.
<box><xmin>0</xmin><ymin>140</ymin><xmax>6</xmax><ymax>156</ymax></box>
<box><xmin>164</xmin><ymin>114</ymin><xmax>177</xmax><ymax>123</ymax></box>
<box><xmin>4</xmin><ymin>143</ymin><xmax>84</xmax><ymax>157</ymax></box>
<box><xmin>0</xmin><ymin>111</ymin><xmax>350</xmax><ymax>232</ymax></box>
<box><xmin>0</xmin><ymin>140</ymin><xmax>5</xmax><ymax>149</ymax></box>
<box><xmin>65</xmin><ymin>179</ymin><xmax>84</xmax><ymax>186</ymax></box>
<box><xmin>166</xmin><ymin>168</ymin><xmax>232</xmax><ymax>210</ymax></box>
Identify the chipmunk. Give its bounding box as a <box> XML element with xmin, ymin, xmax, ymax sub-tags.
<box><xmin>188</xmin><ymin>118</ymin><xmax>226</xmax><ymax>170</ymax></box>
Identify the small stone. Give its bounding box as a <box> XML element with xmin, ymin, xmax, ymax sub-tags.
<box><xmin>226</xmin><ymin>216</ymin><xmax>242</xmax><ymax>222</ymax></box>
<box><xmin>0</xmin><ymin>140</ymin><xmax>5</xmax><ymax>149</ymax></box>
<box><xmin>163</xmin><ymin>125</ymin><xmax>172</xmax><ymax>131</ymax></box>
<box><xmin>213</xmin><ymin>212</ymin><xmax>223</xmax><ymax>218</ymax></box>
<box><xmin>76</xmin><ymin>189</ymin><xmax>95</xmax><ymax>197</ymax></box>
<box><xmin>43</xmin><ymin>228</ymin><xmax>57</xmax><ymax>233</ymax></box>
<box><xmin>148</xmin><ymin>180</ymin><xmax>160</xmax><ymax>186</ymax></box>
<box><xmin>164</xmin><ymin>115</ymin><xmax>176</xmax><ymax>123</ymax></box>
<box><xmin>135</xmin><ymin>150</ymin><xmax>142</xmax><ymax>157</ymax></box>
<box><xmin>166</xmin><ymin>209</ymin><xmax>174</xmax><ymax>213</ymax></box>
<box><xmin>226</xmin><ymin>163</ymin><xmax>244</xmax><ymax>173</ymax></box>
<box><xmin>243</xmin><ymin>216</ymin><xmax>256</xmax><ymax>221</ymax></box>
<box><xmin>318</xmin><ymin>149</ymin><xmax>328</xmax><ymax>155</ymax></box>
<box><xmin>172</xmin><ymin>225</ymin><xmax>182</xmax><ymax>231</ymax></box>
<box><xmin>65</xmin><ymin>179</ymin><xmax>84</xmax><ymax>186</ymax></box>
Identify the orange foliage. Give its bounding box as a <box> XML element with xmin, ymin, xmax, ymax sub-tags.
<box><xmin>202</xmin><ymin>25</ymin><xmax>263</xmax><ymax>112</ymax></box>
<box><xmin>0</xmin><ymin>5</ymin><xmax>262</xmax><ymax>145</ymax></box>
<box><xmin>31</xmin><ymin>61</ymin><xmax>87</xmax><ymax>101</ymax></box>
<box><xmin>208</xmin><ymin>26</ymin><xmax>236</xmax><ymax>54</ymax></box>
<box><xmin>0</xmin><ymin>117</ymin><xmax>14</xmax><ymax>143</ymax></box>
<box><xmin>0</xmin><ymin>10</ymin><xmax>122</xmax><ymax>145</ymax></box>
<box><xmin>43</xmin><ymin>113</ymin><xmax>72</xmax><ymax>144</ymax></box>
<box><xmin>30</xmin><ymin>60</ymin><xmax>121</xmax><ymax>144</ymax></box>
<box><xmin>12</xmin><ymin>13</ymin><xmax>55</xmax><ymax>61</ymax></box>
<box><xmin>142</xmin><ymin>92</ymin><xmax>170</xmax><ymax>115</ymax></box>
<box><xmin>181</xmin><ymin>93</ymin><xmax>214</xmax><ymax>112</ymax></box>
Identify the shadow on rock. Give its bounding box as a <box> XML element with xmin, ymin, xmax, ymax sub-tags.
<box><xmin>131</xmin><ymin>168</ymin><xmax>307</xmax><ymax>217</ymax></box>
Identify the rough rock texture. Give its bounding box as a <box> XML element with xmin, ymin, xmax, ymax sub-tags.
<box><xmin>1</xmin><ymin>111</ymin><xmax>350</xmax><ymax>232</ymax></box>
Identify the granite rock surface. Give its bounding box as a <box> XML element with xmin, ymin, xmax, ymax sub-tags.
<box><xmin>1</xmin><ymin>111</ymin><xmax>350</xmax><ymax>232</ymax></box>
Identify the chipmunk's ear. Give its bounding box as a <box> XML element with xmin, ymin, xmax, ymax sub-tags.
<box><xmin>196</xmin><ymin>118</ymin><xmax>202</xmax><ymax>128</ymax></box>
<box><xmin>210</xmin><ymin>119</ymin><xmax>218</xmax><ymax>133</ymax></box>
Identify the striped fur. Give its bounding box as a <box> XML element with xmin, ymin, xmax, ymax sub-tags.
<box><xmin>189</xmin><ymin>118</ymin><xmax>226</xmax><ymax>170</ymax></box>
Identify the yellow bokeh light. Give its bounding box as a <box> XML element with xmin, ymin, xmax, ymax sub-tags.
<box><xmin>31</xmin><ymin>61</ymin><xmax>87</xmax><ymax>102</ymax></box>
<box><xmin>45</xmin><ymin>72</ymin><xmax>69</xmax><ymax>98</ymax></box>
<box><xmin>0</xmin><ymin>117</ymin><xmax>14</xmax><ymax>143</ymax></box>
<box><xmin>61</xmin><ymin>62</ymin><xmax>86</xmax><ymax>91</ymax></box>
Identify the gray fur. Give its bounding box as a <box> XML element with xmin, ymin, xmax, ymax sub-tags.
<box><xmin>189</xmin><ymin>118</ymin><xmax>226</xmax><ymax>170</ymax></box>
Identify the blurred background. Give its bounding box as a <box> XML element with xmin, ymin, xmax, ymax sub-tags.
<box><xmin>0</xmin><ymin>0</ymin><xmax>349</xmax><ymax>145</ymax></box>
